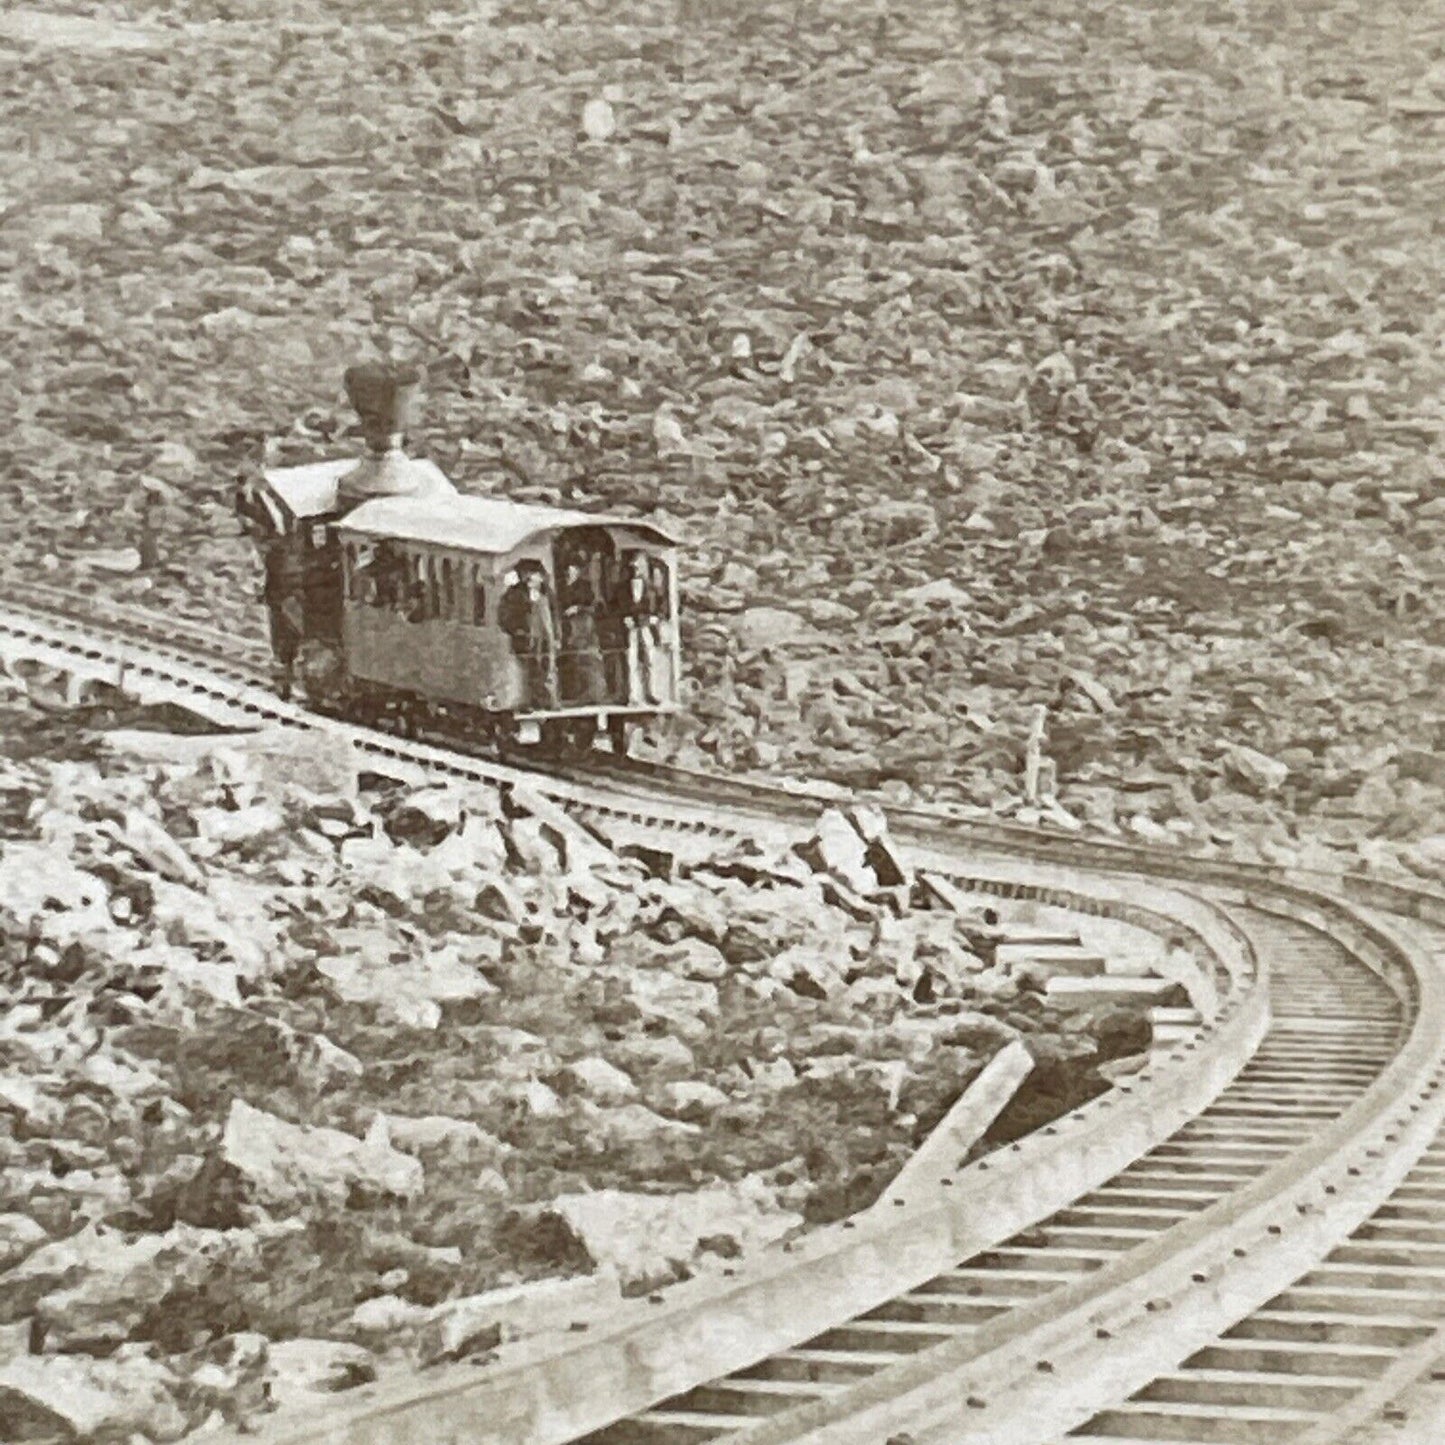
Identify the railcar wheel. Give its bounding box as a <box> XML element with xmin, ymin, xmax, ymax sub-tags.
<box><xmin>393</xmin><ymin>695</ymin><xmax>422</xmax><ymax>740</ymax></box>
<box><xmin>492</xmin><ymin>713</ymin><xmax>521</xmax><ymax>761</ymax></box>
<box><xmin>564</xmin><ymin>718</ymin><xmax>598</xmax><ymax>757</ymax></box>
<box><xmin>344</xmin><ymin>689</ymin><xmax>384</xmax><ymax>730</ymax></box>
<box><xmin>537</xmin><ymin>719</ymin><xmax>572</xmax><ymax>757</ymax></box>
<box><xmin>571</xmin><ymin>718</ymin><xmax>599</xmax><ymax>756</ymax></box>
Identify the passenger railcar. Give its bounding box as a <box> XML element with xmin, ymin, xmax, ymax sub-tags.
<box><xmin>241</xmin><ymin>365</ymin><xmax>681</xmax><ymax>753</ymax></box>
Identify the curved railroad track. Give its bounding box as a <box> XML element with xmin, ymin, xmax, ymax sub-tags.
<box><xmin>1</xmin><ymin>586</ymin><xmax>1442</xmax><ymax>1445</ymax></box>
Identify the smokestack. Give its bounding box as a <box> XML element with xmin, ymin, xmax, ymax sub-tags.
<box><xmin>336</xmin><ymin>362</ymin><xmax>427</xmax><ymax>508</ymax></box>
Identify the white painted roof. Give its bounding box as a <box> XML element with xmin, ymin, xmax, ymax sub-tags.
<box><xmin>261</xmin><ymin>457</ymin><xmax>457</xmax><ymax>519</ymax></box>
<box><xmin>337</xmin><ymin>492</ymin><xmax>678</xmax><ymax>555</ymax></box>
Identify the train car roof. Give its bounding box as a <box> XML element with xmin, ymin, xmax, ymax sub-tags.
<box><xmin>336</xmin><ymin>493</ymin><xmax>679</xmax><ymax>553</ymax></box>
<box><xmin>260</xmin><ymin>458</ymin><xmax>457</xmax><ymax>519</ymax></box>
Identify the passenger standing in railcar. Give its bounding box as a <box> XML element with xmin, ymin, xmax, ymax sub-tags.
<box><xmin>649</xmin><ymin>556</ymin><xmax>674</xmax><ymax>703</ymax></box>
<box><xmin>558</xmin><ymin>558</ymin><xmax>606</xmax><ymax>705</ymax></box>
<box><xmin>498</xmin><ymin>563</ymin><xmax>560</xmax><ymax>709</ymax></box>
<box><xmin>261</xmin><ymin>543</ymin><xmax>303</xmax><ymax>699</ymax></box>
<box><xmin>615</xmin><ymin>552</ymin><xmax>663</xmax><ymax>706</ymax></box>
<box><xmin>233</xmin><ymin>479</ymin><xmax>271</xmax><ymax>543</ymax></box>
<box><xmin>595</xmin><ymin>552</ymin><xmax>627</xmax><ymax>704</ymax></box>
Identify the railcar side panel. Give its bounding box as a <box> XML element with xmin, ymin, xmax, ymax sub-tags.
<box><xmin>340</xmin><ymin>609</ymin><xmax>525</xmax><ymax>710</ymax></box>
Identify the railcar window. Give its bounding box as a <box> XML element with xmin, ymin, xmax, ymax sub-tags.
<box><xmin>427</xmin><ymin>555</ymin><xmax>443</xmax><ymax>620</ymax></box>
<box><xmin>441</xmin><ymin>557</ymin><xmax>456</xmax><ymax>618</ymax></box>
<box><xmin>405</xmin><ymin>553</ymin><xmax>429</xmax><ymax>622</ymax></box>
<box><xmin>368</xmin><ymin>545</ymin><xmax>397</xmax><ymax>608</ymax></box>
<box><xmin>472</xmin><ymin>566</ymin><xmax>487</xmax><ymax>624</ymax></box>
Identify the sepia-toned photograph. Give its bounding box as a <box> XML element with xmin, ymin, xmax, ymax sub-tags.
<box><xmin>0</xmin><ymin>1</ymin><xmax>1442</xmax><ymax>1441</ymax></box>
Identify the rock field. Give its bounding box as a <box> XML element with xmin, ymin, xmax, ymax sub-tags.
<box><xmin>0</xmin><ymin>685</ymin><xmax>1162</xmax><ymax>1438</ymax></box>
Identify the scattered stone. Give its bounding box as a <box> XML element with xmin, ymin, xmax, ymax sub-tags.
<box><xmin>0</xmin><ymin>1350</ymin><xmax>187</xmax><ymax>1442</ymax></box>
<box><xmin>1224</xmin><ymin>743</ymin><xmax>1291</xmax><ymax>795</ymax></box>
<box><xmin>797</xmin><ymin>807</ymin><xmax>876</xmax><ymax>894</ymax></box>
<box><xmin>0</xmin><ymin>661</ymin><xmax>1181</xmax><ymax>1426</ymax></box>
<box><xmin>345</xmin><ymin>1294</ymin><xmax>433</xmax><ymax>1341</ymax></box>
<box><xmin>557</xmin><ymin>1056</ymin><xmax>639</xmax><ymax>1105</ymax></box>
<box><xmin>377</xmin><ymin>1114</ymin><xmax>508</xmax><ymax>1158</ymax></box>
<box><xmin>0</xmin><ymin>1213</ymin><xmax>47</xmax><ymax>1271</ymax></box>
<box><xmin>658</xmin><ymin>1080</ymin><xmax>731</xmax><ymax>1118</ymax></box>
<box><xmin>542</xmin><ymin>1182</ymin><xmax>803</xmax><ymax>1289</ymax></box>
<box><xmin>264</xmin><ymin>1339</ymin><xmax>377</xmax><ymax>1405</ymax></box>
<box><xmin>416</xmin><ymin>1273</ymin><xmax>623</xmax><ymax>1364</ymax></box>
<box><xmin>221</xmin><ymin>1100</ymin><xmax>424</xmax><ymax>1207</ymax></box>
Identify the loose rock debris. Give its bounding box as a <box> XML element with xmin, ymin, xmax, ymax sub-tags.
<box><xmin>0</xmin><ymin>0</ymin><xmax>1439</xmax><ymax>882</ymax></box>
<box><xmin>0</xmin><ymin>695</ymin><xmax>1170</xmax><ymax>1435</ymax></box>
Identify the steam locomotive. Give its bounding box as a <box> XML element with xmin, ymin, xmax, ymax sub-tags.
<box><xmin>239</xmin><ymin>366</ymin><xmax>681</xmax><ymax>753</ymax></box>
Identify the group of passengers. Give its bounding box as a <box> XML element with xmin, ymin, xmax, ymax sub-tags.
<box><xmin>498</xmin><ymin>551</ymin><xmax>671</xmax><ymax>711</ymax></box>
<box><xmin>241</xmin><ymin>457</ymin><xmax>675</xmax><ymax>714</ymax></box>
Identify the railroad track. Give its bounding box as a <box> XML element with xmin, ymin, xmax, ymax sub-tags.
<box><xmin>1</xmin><ymin>587</ymin><xmax>1443</xmax><ymax>1445</ymax></box>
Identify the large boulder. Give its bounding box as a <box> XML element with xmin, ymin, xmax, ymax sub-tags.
<box><xmin>555</xmin><ymin>1056</ymin><xmax>639</xmax><ymax>1106</ymax></box>
<box><xmin>585</xmin><ymin>1103</ymin><xmax>703</xmax><ymax>1150</ymax></box>
<box><xmin>0</xmin><ymin>1350</ymin><xmax>187</xmax><ymax>1442</ymax></box>
<box><xmin>104</xmin><ymin>727</ymin><xmax>358</xmax><ymax>800</ymax></box>
<box><xmin>651</xmin><ymin>936</ymin><xmax>731</xmax><ymax>981</ymax></box>
<box><xmin>317</xmin><ymin>943</ymin><xmax>497</xmax><ymax>1027</ymax></box>
<box><xmin>345</xmin><ymin>1294</ymin><xmax>433</xmax><ymax>1343</ymax></box>
<box><xmin>1224</xmin><ymin>743</ymin><xmax>1290</xmax><ymax>795</ymax></box>
<box><xmin>431</xmin><ymin>815</ymin><xmax>511</xmax><ymax>878</ymax></box>
<box><xmin>338</xmin><ymin>833</ymin><xmax>455</xmax><ymax>904</ymax></box>
<box><xmin>6</xmin><ymin>1224</ymin><xmax>182</xmax><ymax>1317</ymax></box>
<box><xmin>220</xmin><ymin>1100</ymin><xmax>424</xmax><ymax>1208</ymax></box>
<box><xmin>734</xmin><ymin>606</ymin><xmax>817</xmax><ymax>652</ymax></box>
<box><xmin>541</xmin><ymin>1181</ymin><xmax>803</xmax><ymax>1290</ymax></box>
<box><xmin>235</xmin><ymin>728</ymin><xmax>360</xmax><ymax>800</ymax></box>
<box><xmin>415</xmin><ymin>1273</ymin><xmax>623</xmax><ymax>1365</ymax></box>
<box><xmin>148</xmin><ymin>877</ymin><xmax>278</xmax><ymax>977</ymax></box>
<box><xmin>794</xmin><ymin>808</ymin><xmax>884</xmax><ymax>894</ymax></box>
<box><xmin>638</xmin><ymin>881</ymin><xmax>733</xmax><ymax>945</ymax></box>
<box><xmin>611</xmin><ymin>1034</ymin><xmax>697</xmax><ymax>1076</ymax></box>
<box><xmin>657</xmin><ymin>1080</ymin><xmax>731</xmax><ymax>1120</ymax></box>
<box><xmin>101</xmin><ymin>808</ymin><xmax>207</xmax><ymax>888</ymax></box>
<box><xmin>192</xmin><ymin>802</ymin><xmax>286</xmax><ymax>851</ymax></box>
<box><xmin>625</xmin><ymin>971</ymin><xmax>720</xmax><ymax>1039</ymax></box>
<box><xmin>15</xmin><ymin>1224</ymin><xmax>257</xmax><ymax>1351</ymax></box>
<box><xmin>134</xmin><ymin>941</ymin><xmax>246</xmax><ymax>1008</ymax></box>
<box><xmin>264</xmin><ymin>1339</ymin><xmax>376</xmax><ymax>1406</ymax></box>
<box><xmin>0</xmin><ymin>842</ymin><xmax>112</xmax><ymax>935</ymax></box>
<box><xmin>374</xmin><ymin>1113</ymin><xmax>509</xmax><ymax>1159</ymax></box>
<box><xmin>506</xmin><ymin>783</ymin><xmax>619</xmax><ymax>878</ymax></box>
<box><xmin>0</xmin><ymin>1214</ymin><xmax>47</xmax><ymax>1272</ymax></box>
<box><xmin>768</xmin><ymin>942</ymin><xmax>847</xmax><ymax>999</ymax></box>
